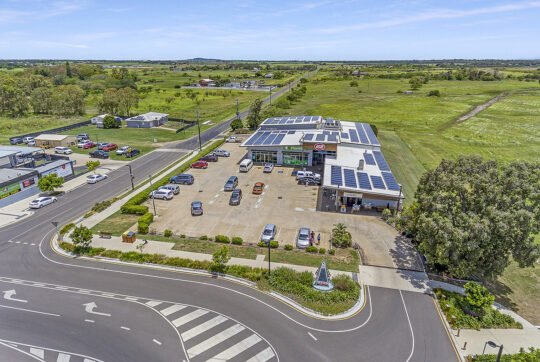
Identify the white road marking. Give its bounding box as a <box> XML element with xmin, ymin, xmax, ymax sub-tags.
<box><xmin>172</xmin><ymin>309</ymin><xmax>208</xmax><ymax>327</ymax></box>
<box><xmin>209</xmin><ymin>200</ymin><xmax>215</xmax><ymax>205</ymax></box>
<box><xmin>400</xmin><ymin>290</ymin><xmax>415</xmax><ymax>362</ymax></box>
<box><xmin>160</xmin><ymin>304</ymin><xmax>187</xmax><ymax>316</ymax></box>
<box><xmin>307</xmin><ymin>331</ymin><xmax>317</xmax><ymax>341</ymax></box>
<box><xmin>294</xmin><ymin>207</ymin><xmax>304</xmax><ymax>212</ymax></box>
<box><xmin>78</xmin><ymin>289</ymin><xmax>91</xmax><ymax>294</ymax></box>
<box><xmin>187</xmin><ymin>324</ymin><xmax>245</xmax><ymax>358</ymax></box>
<box><xmin>0</xmin><ymin>304</ymin><xmax>60</xmax><ymax>316</ymax></box>
<box><xmin>55</xmin><ymin>286</ymin><xmax>68</xmax><ymax>290</ymax></box>
<box><xmin>57</xmin><ymin>353</ymin><xmax>71</xmax><ymax>361</ymax></box>
<box><xmin>7</xmin><ymin>240</ymin><xmax>12</xmax><ymax>243</ymax></box>
<box><xmin>15</xmin><ymin>241</ymin><xmax>20</xmax><ymax>244</ymax></box>
<box><xmin>30</xmin><ymin>243</ymin><xmax>36</xmax><ymax>246</ymax></box>
<box><xmin>84</xmin><ymin>319</ymin><xmax>94</xmax><ymax>323</ymax></box>
<box><xmin>83</xmin><ymin>359</ymin><xmax>95</xmax><ymax>362</ymax></box>
<box><xmin>100</xmin><ymin>293</ymin><xmax>115</xmax><ymax>298</ymax></box>
<box><xmin>181</xmin><ymin>315</ymin><xmax>227</xmax><ymax>341</ymax></box>
<box><xmin>3</xmin><ymin>289</ymin><xmax>28</xmax><ymax>303</ymax></box>
<box><xmin>124</xmin><ymin>297</ymin><xmax>138</xmax><ymax>301</ymax></box>
<box><xmin>145</xmin><ymin>300</ymin><xmax>162</xmax><ymax>307</ymax></box>
<box><xmin>29</xmin><ymin>347</ymin><xmax>44</xmax><ymax>359</ymax></box>
<box><xmin>246</xmin><ymin>347</ymin><xmax>276</xmax><ymax>362</ymax></box>
<box><xmin>121</xmin><ymin>326</ymin><xmax>130</xmax><ymax>331</ymax></box>
<box><xmin>207</xmin><ymin>334</ymin><xmax>262</xmax><ymax>361</ymax></box>
<box><xmin>23</xmin><ymin>242</ymin><xmax>28</xmax><ymax>245</ymax></box>
<box><xmin>32</xmin><ymin>283</ymin><xmax>45</xmax><ymax>287</ymax></box>
<box><xmin>83</xmin><ymin>302</ymin><xmax>111</xmax><ymax>316</ymax></box>
<box><xmin>153</xmin><ymin>339</ymin><xmax>162</xmax><ymax>346</ymax></box>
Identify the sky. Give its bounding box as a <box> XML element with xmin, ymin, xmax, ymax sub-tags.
<box><xmin>0</xmin><ymin>0</ymin><xmax>539</xmax><ymax>60</ymax></box>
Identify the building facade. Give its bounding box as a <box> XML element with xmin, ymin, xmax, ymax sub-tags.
<box><xmin>126</xmin><ymin>112</ymin><xmax>169</xmax><ymax>128</ymax></box>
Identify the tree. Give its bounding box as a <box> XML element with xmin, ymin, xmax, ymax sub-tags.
<box><xmin>51</xmin><ymin>85</ymin><xmax>85</xmax><ymax>115</ymax></box>
<box><xmin>70</xmin><ymin>225</ymin><xmax>93</xmax><ymax>249</ymax></box>
<box><xmin>65</xmin><ymin>61</ymin><xmax>72</xmax><ymax>78</ymax></box>
<box><xmin>0</xmin><ymin>78</ymin><xmax>29</xmax><ymax>117</ymax></box>
<box><xmin>409</xmin><ymin>77</ymin><xmax>423</xmax><ymax>90</ymax></box>
<box><xmin>102</xmin><ymin>114</ymin><xmax>121</xmax><ymax>129</ymax></box>
<box><xmin>86</xmin><ymin>160</ymin><xmax>100</xmax><ymax>172</ymax></box>
<box><xmin>117</xmin><ymin>87</ymin><xmax>139</xmax><ymax>116</ymax></box>
<box><xmin>99</xmin><ymin>88</ymin><xmax>120</xmax><ymax>114</ymax></box>
<box><xmin>246</xmin><ymin>98</ymin><xmax>263</xmax><ymax>129</ymax></box>
<box><xmin>37</xmin><ymin>173</ymin><xmax>64</xmax><ymax>194</ymax></box>
<box><xmin>428</xmin><ymin>90</ymin><xmax>441</xmax><ymax>97</ymax></box>
<box><xmin>210</xmin><ymin>245</ymin><xmax>230</xmax><ymax>273</ymax></box>
<box><xmin>230</xmin><ymin>118</ymin><xmax>243</xmax><ymax>131</ymax></box>
<box><xmin>464</xmin><ymin>282</ymin><xmax>494</xmax><ymax>314</ymax></box>
<box><xmin>332</xmin><ymin>223</ymin><xmax>352</xmax><ymax>248</ymax></box>
<box><xmin>30</xmin><ymin>86</ymin><xmax>53</xmax><ymax>114</ymax></box>
<box><xmin>414</xmin><ymin>155</ymin><xmax>540</xmax><ymax>279</ymax></box>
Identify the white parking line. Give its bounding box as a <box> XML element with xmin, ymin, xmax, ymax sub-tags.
<box><xmin>57</xmin><ymin>353</ymin><xmax>71</xmax><ymax>362</ymax></box>
<box><xmin>121</xmin><ymin>326</ymin><xmax>130</xmax><ymax>331</ymax></box>
<box><xmin>307</xmin><ymin>332</ymin><xmax>317</xmax><ymax>341</ymax></box>
<box><xmin>246</xmin><ymin>347</ymin><xmax>276</xmax><ymax>362</ymax></box>
<box><xmin>29</xmin><ymin>347</ymin><xmax>44</xmax><ymax>359</ymax></box>
<box><xmin>145</xmin><ymin>300</ymin><xmax>162</xmax><ymax>307</ymax></box>
<box><xmin>181</xmin><ymin>315</ymin><xmax>227</xmax><ymax>341</ymax></box>
<box><xmin>152</xmin><ymin>339</ymin><xmax>162</xmax><ymax>346</ymax></box>
<box><xmin>172</xmin><ymin>309</ymin><xmax>208</xmax><ymax>327</ymax></box>
<box><xmin>84</xmin><ymin>319</ymin><xmax>94</xmax><ymax>323</ymax></box>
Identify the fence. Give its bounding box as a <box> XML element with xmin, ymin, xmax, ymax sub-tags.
<box><xmin>12</xmin><ymin>119</ymin><xmax>92</xmax><ymax>140</ymax></box>
<box><xmin>170</xmin><ymin>118</ymin><xmax>198</xmax><ymax>134</ymax></box>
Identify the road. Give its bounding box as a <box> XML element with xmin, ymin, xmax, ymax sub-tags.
<box><xmin>0</xmin><ymin>70</ymin><xmax>459</xmax><ymax>361</ymax></box>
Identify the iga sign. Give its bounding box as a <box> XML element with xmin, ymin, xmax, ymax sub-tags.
<box><xmin>313</xmin><ymin>143</ymin><xmax>326</xmax><ymax>151</ymax></box>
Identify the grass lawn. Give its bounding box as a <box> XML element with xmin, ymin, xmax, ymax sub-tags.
<box><xmin>0</xmin><ymin>114</ymin><xmax>89</xmax><ymax>144</ymax></box>
<box><xmin>266</xmin><ymin>248</ymin><xmax>359</xmax><ymax>272</ymax></box>
<box><xmin>170</xmin><ymin>238</ymin><xmax>258</xmax><ymax>260</ymax></box>
<box><xmin>90</xmin><ymin>210</ymin><xmax>139</xmax><ymax>235</ymax></box>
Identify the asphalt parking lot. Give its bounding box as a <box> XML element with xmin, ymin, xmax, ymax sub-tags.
<box><xmin>145</xmin><ymin>143</ymin><xmax>420</xmax><ymax>269</ymax></box>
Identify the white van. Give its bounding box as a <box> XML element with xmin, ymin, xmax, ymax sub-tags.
<box><xmin>55</xmin><ymin>146</ymin><xmax>72</xmax><ymax>155</ymax></box>
<box><xmin>239</xmin><ymin>159</ymin><xmax>253</xmax><ymax>172</ymax></box>
<box><xmin>296</xmin><ymin>170</ymin><xmax>321</xmax><ymax>180</ymax></box>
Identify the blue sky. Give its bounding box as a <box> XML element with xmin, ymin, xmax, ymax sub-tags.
<box><xmin>0</xmin><ymin>0</ymin><xmax>539</xmax><ymax>60</ymax></box>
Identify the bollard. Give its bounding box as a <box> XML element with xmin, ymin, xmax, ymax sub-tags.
<box><xmin>446</xmin><ymin>304</ymin><xmax>451</xmax><ymax>312</ymax></box>
<box><xmin>457</xmin><ymin>328</ymin><xmax>461</xmax><ymax>337</ymax></box>
<box><xmin>441</xmin><ymin>294</ymin><xmax>446</xmax><ymax>301</ymax></box>
<box><xmin>462</xmin><ymin>342</ymin><xmax>467</xmax><ymax>350</ymax></box>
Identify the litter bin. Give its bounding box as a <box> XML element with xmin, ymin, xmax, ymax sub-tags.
<box><xmin>122</xmin><ymin>231</ymin><xmax>136</xmax><ymax>243</ymax></box>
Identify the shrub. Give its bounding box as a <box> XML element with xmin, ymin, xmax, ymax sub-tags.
<box><xmin>87</xmin><ymin>247</ymin><xmax>105</xmax><ymax>257</ymax></box>
<box><xmin>100</xmin><ymin>249</ymin><xmax>122</xmax><ymax>258</ymax></box>
<box><xmin>180</xmin><ymin>234</ymin><xmax>186</xmax><ymax>238</ymax></box>
<box><xmin>59</xmin><ymin>223</ymin><xmax>75</xmax><ymax>235</ymax></box>
<box><xmin>214</xmin><ymin>235</ymin><xmax>230</xmax><ymax>243</ymax></box>
<box><xmin>298</xmin><ymin>271</ymin><xmax>314</xmax><ymax>286</ymax></box>
<box><xmin>332</xmin><ymin>274</ymin><xmax>357</xmax><ymax>291</ymax></box>
<box><xmin>138</xmin><ymin>222</ymin><xmax>149</xmax><ymax>234</ymax></box>
<box><xmin>231</xmin><ymin>237</ymin><xmax>243</xmax><ymax>245</ymax></box>
<box><xmin>319</xmin><ymin>248</ymin><xmax>326</xmax><ymax>254</ymax></box>
<box><xmin>382</xmin><ymin>208</ymin><xmax>392</xmax><ymax>221</ymax></box>
<box><xmin>284</xmin><ymin>244</ymin><xmax>293</xmax><ymax>251</ymax></box>
<box><xmin>464</xmin><ymin>282</ymin><xmax>495</xmax><ymax>313</ymax></box>
<box><xmin>138</xmin><ymin>212</ymin><xmax>154</xmax><ymax>225</ymax></box>
<box><xmin>200</xmin><ymin>235</ymin><xmax>208</xmax><ymax>240</ymax></box>
<box><xmin>120</xmin><ymin>204</ymin><xmax>148</xmax><ymax>215</ymax></box>
<box><xmin>258</xmin><ymin>241</ymin><xmax>266</xmax><ymax>247</ymax></box>
<box><xmin>332</xmin><ymin>223</ymin><xmax>352</xmax><ymax>248</ymax></box>
<box><xmin>164</xmin><ymin>229</ymin><xmax>172</xmax><ymax>237</ymax></box>
<box><xmin>59</xmin><ymin>241</ymin><xmax>75</xmax><ymax>252</ymax></box>
<box><xmin>329</xmin><ymin>249</ymin><xmax>336</xmax><ymax>255</ymax></box>
<box><xmin>269</xmin><ymin>241</ymin><xmax>278</xmax><ymax>248</ymax></box>
<box><xmin>306</xmin><ymin>246</ymin><xmax>318</xmax><ymax>253</ymax></box>
<box><xmin>428</xmin><ymin>89</ymin><xmax>441</xmax><ymax>97</ymax></box>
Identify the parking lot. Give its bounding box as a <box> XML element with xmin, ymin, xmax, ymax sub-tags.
<box><xmin>143</xmin><ymin>143</ymin><xmax>419</xmax><ymax>269</ymax></box>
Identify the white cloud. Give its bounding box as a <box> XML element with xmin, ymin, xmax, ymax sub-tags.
<box><xmin>34</xmin><ymin>41</ymin><xmax>88</xmax><ymax>48</ymax></box>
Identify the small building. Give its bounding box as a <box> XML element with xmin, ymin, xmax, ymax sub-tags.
<box><xmin>199</xmin><ymin>79</ymin><xmax>216</xmax><ymax>87</ymax></box>
<box><xmin>241</xmin><ymin>80</ymin><xmax>258</xmax><ymax>88</ymax></box>
<box><xmin>225</xmin><ymin>82</ymin><xmax>241</xmax><ymax>88</ymax></box>
<box><xmin>126</xmin><ymin>112</ymin><xmax>169</xmax><ymax>128</ymax></box>
<box><xmin>91</xmin><ymin>114</ymin><xmax>107</xmax><ymax>125</ymax></box>
<box><xmin>34</xmin><ymin>134</ymin><xmax>76</xmax><ymax>148</ymax></box>
<box><xmin>0</xmin><ymin>168</ymin><xmax>39</xmax><ymax>207</ymax></box>
<box><xmin>35</xmin><ymin>159</ymin><xmax>74</xmax><ymax>179</ymax></box>
<box><xmin>0</xmin><ymin>146</ymin><xmax>44</xmax><ymax>168</ymax></box>
<box><xmin>264</xmin><ymin>73</ymin><xmax>274</xmax><ymax>78</ymax></box>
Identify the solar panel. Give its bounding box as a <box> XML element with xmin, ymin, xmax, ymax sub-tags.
<box><xmin>370</xmin><ymin>175</ymin><xmax>386</xmax><ymax>189</ymax></box>
<box><xmin>355</xmin><ymin>123</ymin><xmax>369</xmax><ymax>144</ymax></box>
<box><xmin>287</xmin><ymin>130</ymin><xmax>295</xmax><ymax>134</ymax></box>
<box><xmin>357</xmin><ymin>172</ymin><xmax>372</xmax><ymax>190</ymax></box>
<box><xmin>382</xmin><ymin>172</ymin><xmax>400</xmax><ymax>191</ymax></box>
<box><xmin>304</xmin><ymin>133</ymin><xmax>314</xmax><ymax>141</ymax></box>
<box><xmin>323</xmin><ymin>130</ymin><xmax>330</xmax><ymax>135</ymax></box>
<box><xmin>327</xmin><ymin>133</ymin><xmax>337</xmax><ymax>142</ymax></box>
<box><xmin>331</xmin><ymin>166</ymin><xmax>342</xmax><ymax>186</ymax></box>
<box><xmin>244</xmin><ymin>132</ymin><xmax>263</xmax><ymax>146</ymax></box>
<box><xmin>254</xmin><ymin>132</ymin><xmax>272</xmax><ymax>145</ymax></box>
<box><xmin>363</xmin><ymin>123</ymin><xmax>380</xmax><ymax>145</ymax></box>
<box><xmin>263</xmin><ymin>133</ymin><xmax>278</xmax><ymax>145</ymax></box>
<box><xmin>364</xmin><ymin>153</ymin><xmax>376</xmax><ymax>165</ymax></box>
<box><xmin>349</xmin><ymin>129</ymin><xmax>359</xmax><ymax>143</ymax></box>
<box><xmin>315</xmin><ymin>134</ymin><xmax>325</xmax><ymax>141</ymax></box>
<box><xmin>343</xmin><ymin>169</ymin><xmax>357</xmax><ymax>188</ymax></box>
<box><xmin>341</xmin><ymin>132</ymin><xmax>349</xmax><ymax>139</ymax></box>
<box><xmin>373</xmin><ymin>151</ymin><xmax>390</xmax><ymax>171</ymax></box>
<box><xmin>272</xmin><ymin>133</ymin><xmax>286</xmax><ymax>145</ymax></box>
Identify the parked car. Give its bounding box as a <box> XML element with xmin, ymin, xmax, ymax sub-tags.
<box><xmin>116</xmin><ymin>146</ymin><xmax>130</xmax><ymax>155</ymax></box>
<box><xmin>170</xmin><ymin>174</ymin><xmax>194</xmax><ymax>185</ymax></box>
<box><xmin>296</xmin><ymin>170</ymin><xmax>321</xmax><ymax>181</ymax></box>
<box><xmin>191</xmin><ymin>160</ymin><xmax>208</xmax><ymax>169</ymax></box>
<box><xmin>89</xmin><ymin>150</ymin><xmax>109</xmax><ymax>159</ymax></box>
<box><xmin>212</xmin><ymin>149</ymin><xmax>230</xmax><ymax>157</ymax></box>
<box><xmin>96</xmin><ymin>142</ymin><xmax>109</xmax><ymax>150</ymax></box>
<box><xmin>252</xmin><ymin>182</ymin><xmax>265</xmax><ymax>194</ymax></box>
<box><xmin>229</xmin><ymin>189</ymin><xmax>242</xmax><ymax>205</ymax></box>
<box><xmin>125</xmin><ymin>149</ymin><xmax>140</xmax><ymax>158</ymax></box>
<box><xmin>29</xmin><ymin>196</ymin><xmax>57</xmax><ymax>209</ymax></box>
<box><xmin>199</xmin><ymin>154</ymin><xmax>218</xmax><ymax>162</ymax></box>
<box><xmin>78</xmin><ymin>140</ymin><xmax>91</xmax><ymax>148</ymax></box>
<box><xmin>296</xmin><ymin>227</ymin><xmax>311</xmax><ymax>249</ymax></box>
<box><xmin>149</xmin><ymin>189</ymin><xmax>174</xmax><ymax>200</ymax></box>
<box><xmin>191</xmin><ymin>201</ymin><xmax>203</xmax><ymax>216</ymax></box>
<box><xmin>76</xmin><ymin>133</ymin><xmax>89</xmax><ymax>142</ymax></box>
<box><xmin>158</xmin><ymin>184</ymin><xmax>180</xmax><ymax>195</ymax></box>
<box><xmin>297</xmin><ymin>177</ymin><xmax>321</xmax><ymax>186</ymax></box>
<box><xmin>224</xmin><ymin>176</ymin><xmax>238</xmax><ymax>191</ymax></box>
<box><xmin>9</xmin><ymin>137</ymin><xmax>23</xmax><ymax>145</ymax></box>
<box><xmin>54</xmin><ymin>146</ymin><xmax>72</xmax><ymax>155</ymax></box>
<box><xmin>103</xmin><ymin>143</ymin><xmax>118</xmax><ymax>151</ymax></box>
<box><xmin>263</xmin><ymin>163</ymin><xmax>274</xmax><ymax>173</ymax></box>
<box><xmin>239</xmin><ymin>159</ymin><xmax>253</xmax><ymax>172</ymax></box>
<box><xmin>22</xmin><ymin>136</ymin><xmax>34</xmax><ymax>144</ymax></box>
<box><xmin>87</xmin><ymin>174</ymin><xmax>107</xmax><ymax>184</ymax></box>
<box><xmin>226</xmin><ymin>136</ymin><xmax>242</xmax><ymax>143</ymax></box>
<box><xmin>83</xmin><ymin>141</ymin><xmax>96</xmax><ymax>149</ymax></box>
<box><xmin>260</xmin><ymin>224</ymin><xmax>277</xmax><ymax>243</ymax></box>
<box><xmin>27</xmin><ymin>140</ymin><xmax>36</xmax><ymax>146</ymax></box>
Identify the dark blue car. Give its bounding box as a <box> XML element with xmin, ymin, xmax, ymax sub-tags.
<box><xmin>170</xmin><ymin>174</ymin><xmax>194</xmax><ymax>185</ymax></box>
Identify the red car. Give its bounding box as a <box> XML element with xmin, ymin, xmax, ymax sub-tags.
<box><xmin>83</xmin><ymin>141</ymin><xmax>96</xmax><ymax>149</ymax></box>
<box><xmin>103</xmin><ymin>143</ymin><xmax>118</xmax><ymax>151</ymax></box>
<box><xmin>191</xmin><ymin>160</ymin><xmax>208</xmax><ymax>169</ymax></box>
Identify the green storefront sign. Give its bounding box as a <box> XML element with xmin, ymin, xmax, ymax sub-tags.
<box><xmin>0</xmin><ymin>182</ymin><xmax>21</xmax><ymax>200</ymax></box>
<box><xmin>283</xmin><ymin>146</ymin><xmax>303</xmax><ymax>151</ymax></box>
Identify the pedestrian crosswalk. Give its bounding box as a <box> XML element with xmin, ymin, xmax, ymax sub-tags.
<box><xmin>0</xmin><ymin>339</ymin><xmax>102</xmax><ymax>362</ymax></box>
<box><xmin>146</xmin><ymin>301</ymin><xmax>278</xmax><ymax>362</ymax></box>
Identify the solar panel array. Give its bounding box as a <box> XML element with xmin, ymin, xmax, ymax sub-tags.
<box><xmin>373</xmin><ymin>151</ymin><xmax>390</xmax><ymax>171</ymax></box>
<box><xmin>382</xmin><ymin>172</ymin><xmax>400</xmax><ymax>191</ymax></box>
<box><xmin>370</xmin><ymin>175</ymin><xmax>386</xmax><ymax>189</ymax></box>
<box><xmin>331</xmin><ymin>166</ymin><xmax>342</xmax><ymax>186</ymax></box>
<box><xmin>362</xmin><ymin>123</ymin><xmax>380</xmax><ymax>145</ymax></box>
<box><xmin>262</xmin><ymin>116</ymin><xmax>321</xmax><ymax>125</ymax></box>
<box><xmin>343</xmin><ymin>169</ymin><xmax>357</xmax><ymax>188</ymax></box>
<box><xmin>355</xmin><ymin>123</ymin><xmax>369</xmax><ymax>144</ymax></box>
<box><xmin>303</xmin><ymin>132</ymin><xmax>339</xmax><ymax>143</ymax></box>
<box><xmin>349</xmin><ymin>129</ymin><xmax>359</xmax><ymax>143</ymax></box>
<box><xmin>363</xmin><ymin>153</ymin><xmax>376</xmax><ymax>165</ymax></box>
<box><xmin>303</xmin><ymin>133</ymin><xmax>314</xmax><ymax>141</ymax></box>
<box><xmin>341</xmin><ymin>132</ymin><xmax>349</xmax><ymax>139</ymax></box>
<box><xmin>244</xmin><ymin>130</ymin><xmax>293</xmax><ymax>146</ymax></box>
<box><xmin>357</xmin><ymin>172</ymin><xmax>372</xmax><ymax>190</ymax></box>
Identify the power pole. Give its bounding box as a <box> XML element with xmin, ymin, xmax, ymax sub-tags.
<box><xmin>148</xmin><ymin>175</ymin><xmax>156</xmax><ymax>216</ymax></box>
<box><xmin>269</xmin><ymin>88</ymin><xmax>272</xmax><ymax>105</ymax></box>
<box><xmin>236</xmin><ymin>98</ymin><xmax>240</xmax><ymax>120</ymax></box>
<box><xmin>196</xmin><ymin>110</ymin><xmax>202</xmax><ymax>152</ymax></box>
<box><xmin>127</xmin><ymin>165</ymin><xmax>134</xmax><ymax>190</ymax></box>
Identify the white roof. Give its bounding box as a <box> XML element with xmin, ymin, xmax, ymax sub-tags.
<box><xmin>93</xmin><ymin>114</ymin><xmax>107</xmax><ymax>119</ymax></box>
<box><xmin>127</xmin><ymin>112</ymin><xmax>168</xmax><ymax>122</ymax></box>
<box><xmin>34</xmin><ymin>134</ymin><xmax>72</xmax><ymax>141</ymax></box>
<box><xmin>0</xmin><ymin>146</ymin><xmax>43</xmax><ymax>158</ymax></box>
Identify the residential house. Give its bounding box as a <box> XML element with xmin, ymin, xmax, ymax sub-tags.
<box><xmin>126</xmin><ymin>112</ymin><xmax>169</xmax><ymax>128</ymax></box>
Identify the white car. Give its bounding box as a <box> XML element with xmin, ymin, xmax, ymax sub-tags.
<box><xmin>23</xmin><ymin>136</ymin><xmax>34</xmax><ymax>144</ymax></box>
<box><xmin>29</xmin><ymin>196</ymin><xmax>57</xmax><ymax>209</ymax></box>
<box><xmin>226</xmin><ymin>136</ymin><xmax>242</xmax><ymax>143</ymax></box>
<box><xmin>116</xmin><ymin>146</ymin><xmax>130</xmax><ymax>155</ymax></box>
<box><xmin>212</xmin><ymin>149</ymin><xmax>230</xmax><ymax>157</ymax></box>
<box><xmin>27</xmin><ymin>140</ymin><xmax>36</xmax><ymax>146</ymax></box>
<box><xmin>149</xmin><ymin>189</ymin><xmax>174</xmax><ymax>200</ymax></box>
<box><xmin>77</xmin><ymin>140</ymin><xmax>91</xmax><ymax>148</ymax></box>
<box><xmin>55</xmin><ymin>146</ymin><xmax>72</xmax><ymax>155</ymax></box>
<box><xmin>263</xmin><ymin>163</ymin><xmax>274</xmax><ymax>173</ymax></box>
<box><xmin>87</xmin><ymin>174</ymin><xmax>107</xmax><ymax>184</ymax></box>
<box><xmin>295</xmin><ymin>170</ymin><xmax>321</xmax><ymax>181</ymax></box>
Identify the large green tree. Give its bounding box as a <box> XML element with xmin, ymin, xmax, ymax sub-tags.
<box><xmin>51</xmin><ymin>85</ymin><xmax>85</xmax><ymax>115</ymax></box>
<box><xmin>30</xmin><ymin>86</ymin><xmax>53</xmax><ymax>114</ymax></box>
<box><xmin>413</xmin><ymin>155</ymin><xmax>540</xmax><ymax>278</ymax></box>
<box><xmin>102</xmin><ymin>114</ymin><xmax>121</xmax><ymax>129</ymax></box>
<box><xmin>37</xmin><ymin>173</ymin><xmax>64</xmax><ymax>194</ymax></box>
<box><xmin>246</xmin><ymin>98</ymin><xmax>263</xmax><ymax>129</ymax></box>
<box><xmin>0</xmin><ymin>78</ymin><xmax>29</xmax><ymax>116</ymax></box>
<box><xmin>117</xmin><ymin>87</ymin><xmax>139</xmax><ymax>116</ymax></box>
<box><xmin>99</xmin><ymin>88</ymin><xmax>120</xmax><ymax>114</ymax></box>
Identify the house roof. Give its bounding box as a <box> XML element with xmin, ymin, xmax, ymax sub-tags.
<box><xmin>0</xmin><ymin>168</ymin><xmax>37</xmax><ymax>185</ymax></box>
<box><xmin>126</xmin><ymin>112</ymin><xmax>168</xmax><ymax>122</ymax></box>
<box><xmin>34</xmin><ymin>134</ymin><xmax>72</xmax><ymax>141</ymax></box>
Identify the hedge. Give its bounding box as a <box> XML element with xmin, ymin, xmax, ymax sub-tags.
<box><xmin>138</xmin><ymin>212</ymin><xmax>154</xmax><ymax>225</ymax></box>
<box><xmin>214</xmin><ymin>235</ymin><xmax>230</xmax><ymax>243</ymax></box>
<box><xmin>284</xmin><ymin>245</ymin><xmax>293</xmax><ymax>250</ymax></box>
<box><xmin>138</xmin><ymin>223</ymin><xmax>149</xmax><ymax>234</ymax></box>
<box><xmin>231</xmin><ymin>237</ymin><xmax>243</xmax><ymax>245</ymax></box>
<box><xmin>269</xmin><ymin>241</ymin><xmax>278</xmax><ymax>248</ymax></box>
<box><xmin>306</xmin><ymin>246</ymin><xmax>318</xmax><ymax>253</ymax></box>
<box><xmin>59</xmin><ymin>223</ymin><xmax>75</xmax><ymax>235</ymax></box>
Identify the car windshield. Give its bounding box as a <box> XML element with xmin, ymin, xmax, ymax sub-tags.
<box><xmin>299</xmin><ymin>232</ymin><xmax>309</xmax><ymax>240</ymax></box>
<box><xmin>263</xmin><ymin>229</ymin><xmax>272</xmax><ymax>235</ymax></box>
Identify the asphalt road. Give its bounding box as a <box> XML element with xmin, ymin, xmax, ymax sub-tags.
<box><xmin>0</xmin><ymin>70</ymin><xmax>459</xmax><ymax>361</ymax></box>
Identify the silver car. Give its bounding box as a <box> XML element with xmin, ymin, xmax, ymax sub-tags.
<box><xmin>263</xmin><ymin>163</ymin><xmax>274</xmax><ymax>173</ymax></box>
<box><xmin>29</xmin><ymin>196</ymin><xmax>57</xmax><ymax>209</ymax></box>
<box><xmin>87</xmin><ymin>174</ymin><xmax>107</xmax><ymax>184</ymax></box>
<box><xmin>213</xmin><ymin>149</ymin><xmax>230</xmax><ymax>157</ymax></box>
<box><xmin>149</xmin><ymin>189</ymin><xmax>174</xmax><ymax>200</ymax></box>
<box><xmin>296</xmin><ymin>227</ymin><xmax>311</xmax><ymax>249</ymax></box>
<box><xmin>260</xmin><ymin>224</ymin><xmax>277</xmax><ymax>244</ymax></box>
<box><xmin>116</xmin><ymin>146</ymin><xmax>130</xmax><ymax>155</ymax></box>
<box><xmin>158</xmin><ymin>184</ymin><xmax>180</xmax><ymax>195</ymax></box>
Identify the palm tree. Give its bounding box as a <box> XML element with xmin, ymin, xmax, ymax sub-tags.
<box><xmin>332</xmin><ymin>223</ymin><xmax>352</xmax><ymax>248</ymax></box>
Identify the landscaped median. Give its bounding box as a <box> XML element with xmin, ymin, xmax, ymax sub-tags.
<box><xmin>57</xmin><ymin>240</ymin><xmax>361</xmax><ymax>316</ymax></box>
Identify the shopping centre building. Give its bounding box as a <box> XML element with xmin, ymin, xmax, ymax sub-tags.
<box><xmin>240</xmin><ymin>116</ymin><xmax>404</xmax><ymax>209</ymax></box>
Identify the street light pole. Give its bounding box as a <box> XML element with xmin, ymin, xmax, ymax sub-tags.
<box><xmin>236</xmin><ymin>98</ymin><xmax>240</xmax><ymax>120</ymax></box>
<box><xmin>127</xmin><ymin>165</ymin><xmax>134</xmax><ymax>191</ymax></box>
<box><xmin>196</xmin><ymin>110</ymin><xmax>202</xmax><ymax>152</ymax></box>
<box><xmin>397</xmin><ymin>183</ymin><xmax>403</xmax><ymax>215</ymax></box>
<box><xmin>148</xmin><ymin>174</ymin><xmax>156</xmax><ymax>216</ymax></box>
<box><xmin>496</xmin><ymin>345</ymin><xmax>503</xmax><ymax>362</ymax></box>
<box><xmin>269</xmin><ymin>88</ymin><xmax>272</xmax><ymax>105</ymax></box>
<box><xmin>268</xmin><ymin>242</ymin><xmax>271</xmax><ymax>275</ymax></box>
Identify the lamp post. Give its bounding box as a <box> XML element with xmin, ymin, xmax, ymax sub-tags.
<box><xmin>268</xmin><ymin>242</ymin><xmax>271</xmax><ymax>275</ymax></box>
<box><xmin>196</xmin><ymin>110</ymin><xmax>202</xmax><ymax>152</ymax></box>
<box><xmin>397</xmin><ymin>183</ymin><xmax>403</xmax><ymax>215</ymax></box>
<box><xmin>148</xmin><ymin>175</ymin><xmax>156</xmax><ymax>216</ymax></box>
<box><xmin>127</xmin><ymin>164</ymin><xmax>134</xmax><ymax>191</ymax></box>
<box><xmin>235</xmin><ymin>98</ymin><xmax>239</xmax><ymax>120</ymax></box>
<box><xmin>269</xmin><ymin>88</ymin><xmax>272</xmax><ymax>105</ymax></box>
<box><xmin>482</xmin><ymin>341</ymin><xmax>503</xmax><ymax>361</ymax></box>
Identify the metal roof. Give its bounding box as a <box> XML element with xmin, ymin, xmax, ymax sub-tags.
<box><xmin>261</xmin><ymin>116</ymin><xmax>322</xmax><ymax>125</ymax></box>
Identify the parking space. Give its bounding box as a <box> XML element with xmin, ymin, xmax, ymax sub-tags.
<box><xmin>43</xmin><ymin>149</ymin><xmax>128</xmax><ymax>172</ymax></box>
<box><xmin>139</xmin><ymin>142</ymin><xmax>418</xmax><ymax>269</ymax></box>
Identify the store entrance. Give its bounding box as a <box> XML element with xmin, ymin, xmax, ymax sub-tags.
<box><xmin>313</xmin><ymin>150</ymin><xmax>336</xmax><ymax>165</ymax></box>
<box><xmin>251</xmin><ymin>150</ymin><xmax>277</xmax><ymax>164</ymax></box>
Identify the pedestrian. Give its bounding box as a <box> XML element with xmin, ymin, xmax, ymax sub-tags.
<box><xmin>309</xmin><ymin>237</ymin><xmax>313</xmax><ymax>246</ymax></box>
<box><xmin>317</xmin><ymin>233</ymin><xmax>321</xmax><ymax>245</ymax></box>
<box><xmin>311</xmin><ymin>231</ymin><xmax>315</xmax><ymax>240</ymax></box>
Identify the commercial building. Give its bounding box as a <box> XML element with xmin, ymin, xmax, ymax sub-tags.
<box><xmin>34</xmin><ymin>134</ymin><xmax>77</xmax><ymax>148</ymax></box>
<box><xmin>241</xmin><ymin>116</ymin><xmax>403</xmax><ymax>210</ymax></box>
<box><xmin>0</xmin><ymin>168</ymin><xmax>39</xmax><ymax>207</ymax></box>
<box><xmin>126</xmin><ymin>112</ymin><xmax>169</xmax><ymax>128</ymax></box>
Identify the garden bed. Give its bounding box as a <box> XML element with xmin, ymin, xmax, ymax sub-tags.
<box><xmin>467</xmin><ymin>347</ymin><xmax>539</xmax><ymax>361</ymax></box>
